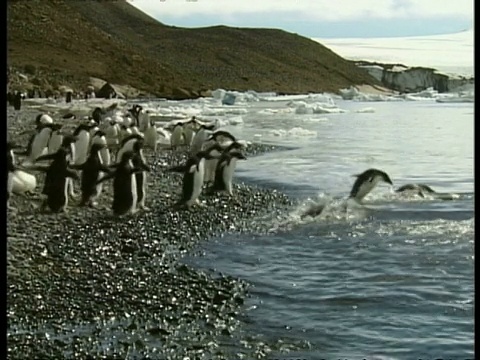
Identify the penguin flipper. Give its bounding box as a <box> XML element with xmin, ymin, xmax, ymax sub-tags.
<box><xmin>66</xmin><ymin>169</ymin><xmax>80</xmax><ymax>181</ymax></box>
<box><xmin>97</xmin><ymin>173</ymin><xmax>115</xmax><ymax>185</ymax></box>
<box><xmin>167</xmin><ymin>164</ymin><xmax>186</xmax><ymax>173</ymax></box>
<box><xmin>35</xmin><ymin>153</ymin><xmax>57</xmax><ymax>162</ymax></box>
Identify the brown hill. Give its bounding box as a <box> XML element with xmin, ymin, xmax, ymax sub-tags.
<box><xmin>7</xmin><ymin>0</ymin><xmax>380</xmax><ymax>99</ymax></box>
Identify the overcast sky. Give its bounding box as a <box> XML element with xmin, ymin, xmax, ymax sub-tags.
<box><xmin>130</xmin><ymin>0</ymin><xmax>473</xmax><ymax>38</ymax></box>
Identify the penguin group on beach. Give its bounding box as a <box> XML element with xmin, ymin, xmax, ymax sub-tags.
<box><xmin>7</xmin><ymin>103</ymin><xmax>248</xmax><ymax>215</ymax></box>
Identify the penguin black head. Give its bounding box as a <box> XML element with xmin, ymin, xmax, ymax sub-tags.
<box><xmin>353</xmin><ymin>168</ymin><xmax>393</xmax><ymax>186</ymax></box>
<box><xmin>62</xmin><ymin>135</ymin><xmax>78</xmax><ymax>147</ymax></box>
<box><xmin>119</xmin><ymin>150</ymin><xmax>135</xmax><ymax>164</ymax></box>
<box><xmin>90</xmin><ymin>142</ymin><xmax>106</xmax><ymax>153</ymax></box>
<box><xmin>230</xmin><ymin>150</ymin><xmax>247</xmax><ymax>161</ymax></box>
<box><xmin>62</xmin><ymin>113</ymin><xmax>76</xmax><ymax>120</ymax></box>
<box><xmin>94</xmin><ymin>130</ymin><xmax>107</xmax><ymax>138</ymax></box>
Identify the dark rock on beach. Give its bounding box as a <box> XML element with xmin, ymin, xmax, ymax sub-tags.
<box><xmin>6</xmin><ymin>108</ymin><xmax>309</xmax><ymax>359</ymax></box>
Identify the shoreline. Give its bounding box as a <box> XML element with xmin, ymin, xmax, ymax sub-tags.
<box><xmin>7</xmin><ymin>107</ymin><xmax>301</xmax><ymax>359</ymax></box>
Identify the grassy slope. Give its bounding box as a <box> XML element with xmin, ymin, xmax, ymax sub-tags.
<box><xmin>7</xmin><ymin>0</ymin><xmax>380</xmax><ymax>98</ymax></box>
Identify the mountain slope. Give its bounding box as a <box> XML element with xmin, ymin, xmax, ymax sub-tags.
<box><xmin>7</xmin><ymin>0</ymin><xmax>380</xmax><ymax>98</ymax></box>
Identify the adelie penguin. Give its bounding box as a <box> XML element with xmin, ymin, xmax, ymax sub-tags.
<box><xmin>22</xmin><ymin>123</ymin><xmax>62</xmax><ymax>165</ymax></box>
<box><xmin>116</xmin><ymin>134</ymin><xmax>145</xmax><ymax>164</ymax></box>
<box><xmin>190</xmin><ymin>122</ymin><xmax>216</xmax><ymax>156</ymax></box>
<box><xmin>175</xmin><ymin>148</ymin><xmax>220</xmax><ymax>210</ymax></box>
<box><xmin>72</xmin><ymin>123</ymin><xmax>97</xmax><ymax>165</ymax></box>
<box><xmin>395</xmin><ymin>183</ymin><xmax>458</xmax><ymax>200</ymax></box>
<box><xmin>203</xmin><ymin>141</ymin><xmax>245</xmax><ymax>184</ymax></box>
<box><xmin>349</xmin><ymin>168</ymin><xmax>394</xmax><ymax>203</ymax></box>
<box><xmin>71</xmin><ymin>143</ymin><xmax>112</xmax><ymax>207</ymax></box>
<box><xmin>34</xmin><ymin>146</ymin><xmax>79</xmax><ymax>213</ymax></box>
<box><xmin>207</xmin><ymin>150</ymin><xmax>247</xmax><ymax>197</ymax></box>
<box><xmin>97</xmin><ymin>150</ymin><xmax>144</xmax><ymax>216</ymax></box>
<box><xmin>130</xmin><ymin>140</ymin><xmax>151</xmax><ymax>211</ymax></box>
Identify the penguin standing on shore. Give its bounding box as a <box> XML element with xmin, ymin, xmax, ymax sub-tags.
<box><xmin>104</xmin><ymin>119</ymin><xmax>121</xmax><ymax>147</ymax></box>
<box><xmin>116</xmin><ymin>134</ymin><xmax>145</xmax><ymax>164</ymax></box>
<box><xmin>349</xmin><ymin>168</ymin><xmax>394</xmax><ymax>203</ymax></box>
<box><xmin>208</xmin><ymin>150</ymin><xmax>247</xmax><ymax>196</ymax></box>
<box><xmin>71</xmin><ymin>143</ymin><xmax>112</xmax><ymax>207</ymax></box>
<box><xmin>47</xmin><ymin>124</ymin><xmax>64</xmax><ymax>154</ymax></box>
<box><xmin>203</xmin><ymin>141</ymin><xmax>245</xmax><ymax>185</ymax></box>
<box><xmin>170</xmin><ymin>122</ymin><xmax>185</xmax><ymax>151</ymax></box>
<box><xmin>176</xmin><ymin>149</ymin><xmax>220</xmax><ymax>210</ymax></box>
<box><xmin>183</xmin><ymin>116</ymin><xmax>199</xmax><ymax>147</ymax></box>
<box><xmin>144</xmin><ymin>118</ymin><xmax>159</xmax><ymax>152</ymax></box>
<box><xmin>130</xmin><ymin>140</ymin><xmax>150</xmax><ymax>210</ymax></box>
<box><xmin>97</xmin><ymin>151</ymin><xmax>142</xmax><ymax>216</ymax></box>
<box><xmin>190</xmin><ymin>122</ymin><xmax>216</xmax><ymax>156</ymax></box>
<box><xmin>23</xmin><ymin>123</ymin><xmax>61</xmax><ymax>165</ymax></box>
<box><xmin>72</xmin><ymin>123</ymin><xmax>96</xmax><ymax>165</ymax></box>
<box><xmin>35</xmin><ymin>147</ymin><xmax>79</xmax><ymax>213</ymax></box>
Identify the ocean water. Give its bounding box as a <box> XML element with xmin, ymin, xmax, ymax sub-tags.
<box><xmin>172</xmin><ymin>93</ymin><xmax>475</xmax><ymax>359</ymax></box>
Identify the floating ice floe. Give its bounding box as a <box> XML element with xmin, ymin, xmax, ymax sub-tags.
<box><xmin>211</xmin><ymin>89</ymin><xmax>261</xmax><ymax>105</ymax></box>
<box><xmin>354</xmin><ymin>107</ymin><xmax>376</xmax><ymax>113</ymax></box>
<box><xmin>292</xmin><ymin>101</ymin><xmax>347</xmax><ymax>114</ymax></box>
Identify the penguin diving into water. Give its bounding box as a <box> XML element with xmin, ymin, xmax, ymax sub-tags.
<box><xmin>207</xmin><ymin>150</ymin><xmax>247</xmax><ymax>197</ymax></box>
<box><xmin>299</xmin><ymin>168</ymin><xmax>394</xmax><ymax>220</ymax></box>
<box><xmin>349</xmin><ymin>168</ymin><xmax>393</xmax><ymax>203</ymax></box>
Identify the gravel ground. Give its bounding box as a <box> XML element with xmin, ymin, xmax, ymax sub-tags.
<box><xmin>7</xmin><ymin>107</ymin><xmax>308</xmax><ymax>359</ymax></box>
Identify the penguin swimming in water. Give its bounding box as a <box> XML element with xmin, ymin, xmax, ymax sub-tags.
<box><xmin>395</xmin><ymin>183</ymin><xmax>458</xmax><ymax>200</ymax></box>
<box><xmin>35</xmin><ymin>147</ymin><xmax>79</xmax><ymax>213</ymax></box>
<box><xmin>97</xmin><ymin>150</ymin><xmax>143</xmax><ymax>216</ymax></box>
<box><xmin>130</xmin><ymin>140</ymin><xmax>150</xmax><ymax>210</ymax></box>
<box><xmin>208</xmin><ymin>150</ymin><xmax>247</xmax><ymax>196</ymax></box>
<box><xmin>395</xmin><ymin>183</ymin><xmax>435</xmax><ymax>198</ymax></box>
<box><xmin>176</xmin><ymin>148</ymin><xmax>221</xmax><ymax>210</ymax></box>
<box><xmin>349</xmin><ymin>168</ymin><xmax>393</xmax><ymax>203</ymax></box>
<box><xmin>71</xmin><ymin>142</ymin><xmax>112</xmax><ymax>207</ymax></box>
<box><xmin>190</xmin><ymin>122</ymin><xmax>216</xmax><ymax>156</ymax></box>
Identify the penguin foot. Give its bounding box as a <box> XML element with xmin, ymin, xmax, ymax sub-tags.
<box><xmin>130</xmin><ymin>208</ymin><xmax>139</xmax><ymax>215</ymax></box>
<box><xmin>139</xmin><ymin>204</ymin><xmax>150</xmax><ymax>211</ymax></box>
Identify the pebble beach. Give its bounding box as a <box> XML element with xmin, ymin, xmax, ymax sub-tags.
<box><xmin>6</xmin><ymin>107</ymin><xmax>304</xmax><ymax>359</ymax></box>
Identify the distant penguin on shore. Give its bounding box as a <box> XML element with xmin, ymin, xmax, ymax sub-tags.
<box><xmin>35</xmin><ymin>147</ymin><xmax>79</xmax><ymax>213</ymax></box>
<box><xmin>349</xmin><ymin>168</ymin><xmax>394</xmax><ymax>203</ymax></box>
<box><xmin>72</xmin><ymin>143</ymin><xmax>111</xmax><ymax>207</ymax></box>
<box><xmin>183</xmin><ymin>116</ymin><xmax>199</xmax><ymax>147</ymax></box>
<box><xmin>176</xmin><ymin>148</ymin><xmax>221</xmax><ymax>210</ymax></box>
<box><xmin>170</xmin><ymin>122</ymin><xmax>185</xmax><ymax>151</ymax></box>
<box><xmin>97</xmin><ymin>150</ymin><xmax>142</xmax><ymax>216</ymax></box>
<box><xmin>130</xmin><ymin>140</ymin><xmax>150</xmax><ymax>210</ymax></box>
<box><xmin>203</xmin><ymin>141</ymin><xmax>245</xmax><ymax>184</ymax></box>
<box><xmin>144</xmin><ymin>118</ymin><xmax>159</xmax><ymax>152</ymax></box>
<box><xmin>13</xmin><ymin>91</ymin><xmax>22</xmax><ymax>111</ymax></box>
<box><xmin>208</xmin><ymin>150</ymin><xmax>247</xmax><ymax>197</ymax></box>
<box><xmin>105</xmin><ymin>119</ymin><xmax>121</xmax><ymax>147</ymax></box>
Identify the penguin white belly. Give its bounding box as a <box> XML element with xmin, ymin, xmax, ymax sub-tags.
<box><xmin>12</xmin><ymin>170</ymin><xmax>37</xmax><ymax>194</ymax></box>
<box><xmin>171</xmin><ymin>126</ymin><xmax>184</xmax><ymax>148</ymax></box>
<box><xmin>224</xmin><ymin>158</ymin><xmax>238</xmax><ymax>195</ymax></box>
<box><xmin>355</xmin><ymin>177</ymin><xmax>382</xmax><ymax>202</ymax></box>
<box><xmin>188</xmin><ymin>159</ymin><xmax>205</xmax><ymax>206</ymax></box>
<box><xmin>116</xmin><ymin>139</ymin><xmax>136</xmax><ymax>164</ymax></box>
<box><xmin>99</xmin><ymin>147</ymin><xmax>111</xmax><ymax>166</ymax></box>
<box><xmin>130</xmin><ymin>172</ymin><xmax>138</xmax><ymax>213</ymax></box>
<box><xmin>139</xmin><ymin>113</ymin><xmax>150</xmax><ymax>132</ymax></box>
<box><xmin>183</xmin><ymin>127</ymin><xmax>195</xmax><ymax>146</ymax></box>
<box><xmin>48</xmin><ymin>133</ymin><xmax>63</xmax><ymax>154</ymax></box>
<box><xmin>74</xmin><ymin>131</ymin><xmax>90</xmax><ymax>164</ymax></box>
<box><xmin>204</xmin><ymin>158</ymin><xmax>219</xmax><ymax>183</ymax></box>
<box><xmin>7</xmin><ymin>172</ymin><xmax>14</xmax><ymax>196</ymax></box>
<box><xmin>30</xmin><ymin>129</ymin><xmax>52</xmax><ymax>161</ymax></box>
<box><xmin>190</xmin><ymin>129</ymin><xmax>209</xmax><ymax>155</ymax></box>
<box><xmin>144</xmin><ymin>127</ymin><xmax>158</xmax><ymax>151</ymax></box>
